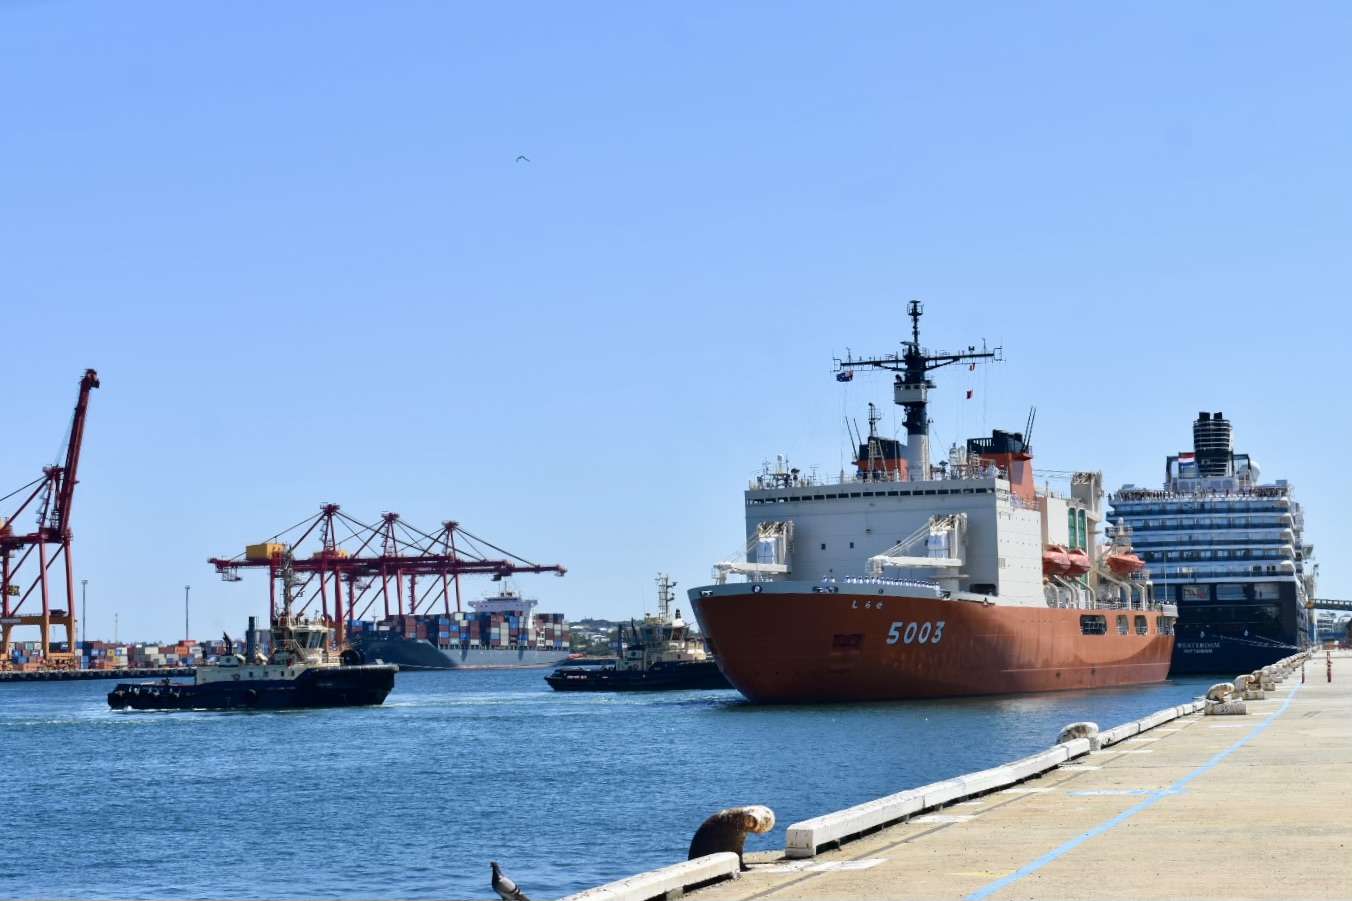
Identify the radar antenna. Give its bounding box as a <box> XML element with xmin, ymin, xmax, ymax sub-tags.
<box><xmin>833</xmin><ymin>301</ymin><xmax>1000</xmax><ymax>479</ymax></box>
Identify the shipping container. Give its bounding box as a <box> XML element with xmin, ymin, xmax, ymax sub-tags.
<box><xmin>245</xmin><ymin>542</ymin><xmax>288</xmax><ymax>562</ymax></box>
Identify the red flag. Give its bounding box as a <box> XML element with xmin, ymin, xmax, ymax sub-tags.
<box><xmin>966</xmin><ymin>389</ymin><xmax>974</xmax><ymax>399</ymax></box>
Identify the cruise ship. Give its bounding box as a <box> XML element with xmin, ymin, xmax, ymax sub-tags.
<box><xmin>688</xmin><ymin>303</ymin><xmax>1176</xmax><ymax>703</ymax></box>
<box><xmin>1108</xmin><ymin>412</ymin><xmax>1315</xmax><ymax>674</ymax></box>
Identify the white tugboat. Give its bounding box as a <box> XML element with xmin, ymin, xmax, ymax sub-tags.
<box><xmin>108</xmin><ymin>556</ymin><xmax>397</xmax><ymax>711</ymax></box>
<box><xmin>545</xmin><ymin>575</ymin><xmax>731</xmax><ymax>692</ymax></box>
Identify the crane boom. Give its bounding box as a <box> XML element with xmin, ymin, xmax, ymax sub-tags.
<box><xmin>1</xmin><ymin>368</ymin><xmax>100</xmax><ymax>669</ymax></box>
<box><xmin>207</xmin><ymin>505</ymin><xmax>566</xmax><ymax>647</ymax></box>
<box><xmin>53</xmin><ymin>369</ymin><xmax>100</xmax><ymax>534</ymax></box>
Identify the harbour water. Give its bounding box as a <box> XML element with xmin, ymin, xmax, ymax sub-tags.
<box><xmin>1</xmin><ymin>669</ymin><xmax>1215</xmax><ymax>900</ymax></box>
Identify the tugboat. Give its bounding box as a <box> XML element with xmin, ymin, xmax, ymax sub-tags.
<box><xmin>108</xmin><ymin>556</ymin><xmax>397</xmax><ymax>711</ymax></box>
<box><xmin>545</xmin><ymin>575</ymin><xmax>731</xmax><ymax>692</ymax></box>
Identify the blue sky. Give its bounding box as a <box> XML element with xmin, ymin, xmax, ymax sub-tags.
<box><xmin>3</xmin><ymin>2</ymin><xmax>1349</xmax><ymax>640</ymax></box>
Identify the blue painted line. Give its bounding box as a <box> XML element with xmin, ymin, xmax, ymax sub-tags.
<box><xmin>966</xmin><ymin>686</ymin><xmax>1302</xmax><ymax>901</ymax></box>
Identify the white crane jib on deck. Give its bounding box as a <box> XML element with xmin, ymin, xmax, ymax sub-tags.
<box><xmin>866</xmin><ymin>514</ymin><xmax>968</xmax><ymax>577</ymax></box>
<box><xmin>714</xmin><ymin>521</ymin><xmax>793</xmax><ymax>584</ymax></box>
<box><xmin>834</xmin><ymin>301</ymin><xmax>999</xmax><ymax>481</ymax></box>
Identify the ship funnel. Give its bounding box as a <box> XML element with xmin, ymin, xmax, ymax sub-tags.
<box><xmin>1192</xmin><ymin>411</ymin><xmax>1233</xmax><ymax>477</ymax></box>
<box><xmin>245</xmin><ymin>615</ymin><xmax>257</xmax><ymax>660</ymax></box>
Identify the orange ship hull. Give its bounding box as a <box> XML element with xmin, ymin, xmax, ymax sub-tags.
<box><xmin>691</xmin><ymin>589</ymin><xmax>1175</xmax><ymax>703</ymax></box>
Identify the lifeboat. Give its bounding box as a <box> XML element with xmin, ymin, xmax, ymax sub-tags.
<box><xmin>1041</xmin><ymin>545</ymin><xmax>1071</xmax><ymax>576</ymax></box>
<box><xmin>1105</xmin><ymin>550</ymin><xmax>1145</xmax><ymax>576</ymax></box>
<box><xmin>1064</xmin><ymin>547</ymin><xmax>1091</xmax><ymax>577</ymax></box>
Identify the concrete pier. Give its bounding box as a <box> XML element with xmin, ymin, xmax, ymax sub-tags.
<box><xmin>0</xmin><ymin>666</ymin><xmax>192</xmax><ymax>682</ymax></box>
<box><xmin>680</xmin><ymin>651</ymin><xmax>1350</xmax><ymax>901</ymax></box>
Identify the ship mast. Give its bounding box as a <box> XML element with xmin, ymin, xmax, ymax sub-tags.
<box><xmin>834</xmin><ymin>301</ymin><xmax>999</xmax><ymax>479</ymax></box>
<box><xmin>655</xmin><ymin>573</ymin><xmax>676</xmax><ymax>619</ymax></box>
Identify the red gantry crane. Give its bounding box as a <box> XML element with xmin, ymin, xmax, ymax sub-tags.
<box><xmin>208</xmin><ymin>504</ymin><xmax>565</xmax><ymax>646</ymax></box>
<box><xmin>1</xmin><ymin>369</ymin><xmax>100</xmax><ymax>670</ymax></box>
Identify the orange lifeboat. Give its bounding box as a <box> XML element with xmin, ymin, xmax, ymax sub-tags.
<box><xmin>1105</xmin><ymin>551</ymin><xmax>1146</xmax><ymax>576</ymax></box>
<box><xmin>1064</xmin><ymin>547</ymin><xmax>1091</xmax><ymax>577</ymax></box>
<box><xmin>1042</xmin><ymin>544</ymin><xmax>1071</xmax><ymax>576</ymax></box>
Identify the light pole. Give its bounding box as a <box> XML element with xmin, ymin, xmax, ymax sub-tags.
<box><xmin>184</xmin><ymin>585</ymin><xmax>191</xmax><ymax>642</ymax></box>
<box><xmin>79</xmin><ymin>578</ymin><xmax>88</xmax><ymax>668</ymax></box>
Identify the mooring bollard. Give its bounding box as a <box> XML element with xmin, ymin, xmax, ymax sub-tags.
<box><xmin>1058</xmin><ymin>721</ymin><xmax>1101</xmax><ymax>751</ymax></box>
<box><xmin>689</xmin><ymin>805</ymin><xmax>776</xmax><ymax>870</ymax></box>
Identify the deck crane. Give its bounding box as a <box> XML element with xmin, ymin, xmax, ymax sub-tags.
<box><xmin>1</xmin><ymin>369</ymin><xmax>100</xmax><ymax>669</ymax></box>
<box><xmin>208</xmin><ymin>505</ymin><xmax>565</xmax><ymax>647</ymax></box>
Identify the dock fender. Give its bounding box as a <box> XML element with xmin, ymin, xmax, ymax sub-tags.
<box><xmin>688</xmin><ymin>805</ymin><xmax>775</xmax><ymax>870</ymax></box>
<box><xmin>340</xmin><ymin>648</ymin><xmax>365</xmax><ymax>667</ymax></box>
<box><xmin>243</xmin><ymin>688</ymin><xmax>260</xmax><ymax>707</ymax></box>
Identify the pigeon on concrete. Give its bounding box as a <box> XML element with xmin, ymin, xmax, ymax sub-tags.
<box><xmin>491</xmin><ymin>861</ymin><xmax>529</xmax><ymax>901</ymax></box>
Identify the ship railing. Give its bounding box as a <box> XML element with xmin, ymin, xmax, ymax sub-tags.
<box><xmin>1111</xmin><ymin>485</ymin><xmax>1290</xmax><ymax>503</ymax></box>
<box><xmin>749</xmin><ymin>465</ymin><xmax>1007</xmax><ymax>492</ymax></box>
<box><xmin>836</xmin><ymin>575</ymin><xmax>943</xmax><ymax>591</ymax></box>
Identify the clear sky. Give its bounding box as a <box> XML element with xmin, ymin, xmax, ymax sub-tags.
<box><xmin>3</xmin><ymin>2</ymin><xmax>1350</xmax><ymax>641</ymax></box>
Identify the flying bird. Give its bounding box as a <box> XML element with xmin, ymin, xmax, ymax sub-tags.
<box><xmin>515</xmin><ymin>155</ymin><xmax>531</xmax><ymax>163</ymax></box>
<box><xmin>491</xmin><ymin>861</ymin><xmax>530</xmax><ymax>901</ymax></box>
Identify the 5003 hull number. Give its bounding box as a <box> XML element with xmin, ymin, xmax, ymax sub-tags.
<box><xmin>885</xmin><ymin>620</ymin><xmax>945</xmax><ymax>645</ymax></box>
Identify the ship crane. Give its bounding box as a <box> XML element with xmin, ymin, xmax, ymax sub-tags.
<box><xmin>866</xmin><ymin>514</ymin><xmax>967</xmax><ymax>577</ymax></box>
<box><xmin>208</xmin><ymin>504</ymin><xmax>565</xmax><ymax>646</ymax></box>
<box><xmin>713</xmin><ymin>521</ymin><xmax>793</xmax><ymax>584</ymax></box>
<box><xmin>1</xmin><ymin>369</ymin><xmax>100</xmax><ymax>669</ymax></box>
<box><xmin>834</xmin><ymin>300</ymin><xmax>1000</xmax><ymax>480</ymax></box>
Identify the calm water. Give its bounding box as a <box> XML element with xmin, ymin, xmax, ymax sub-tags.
<box><xmin>1</xmin><ymin>670</ymin><xmax>1214</xmax><ymax>900</ymax></box>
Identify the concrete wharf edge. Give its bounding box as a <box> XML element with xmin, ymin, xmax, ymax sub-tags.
<box><xmin>562</xmin><ymin>651</ymin><xmax>1349</xmax><ymax>901</ymax></box>
<box><xmin>0</xmin><ymin>666</ymin><xmax>193</xmax><ymax>682</ymax></box>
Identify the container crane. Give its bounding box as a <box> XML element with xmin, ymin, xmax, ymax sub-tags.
<box><xmin>208</xmin><ymin>504</ymin><xmax>565</xmax><ymax>647</ymax></box>
<box><xmin>1</xmin><ymin>369</ymin><xmax>100</xmax><ymax>669</ymax></box>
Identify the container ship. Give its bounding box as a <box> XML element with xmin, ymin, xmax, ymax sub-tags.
<box><xmin>689</xmin><ymin>302</ymin><xmax>1176</xmax><ymax>703</ymax></box>
<box><xmin>1108</xmin><ymin>412</ymin><xmax>1316</xmax><ymax>674</ymax></box>
<box><xmin>350</xmin><ymin>587</ymin><xmax>570</xmax><ymax>670</ymax></box>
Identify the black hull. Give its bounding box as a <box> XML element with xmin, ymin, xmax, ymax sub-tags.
<box><xmin>545</xmin><ymin>660</ymin><xmax>731</xmax><ymax>692</ymax></box>
<box><xmin>353</xmin><ymin>635</ymin><xmax>568</xmax><ymax>670</ymax></box>
<box><xmin>107</xmin><ymin>665</ymin><xmax>396</xmax><ymax>711</ymax></box>
<box><xmin>1170</xmin><ymin>630</ymin><xmax>1308</xmax><ymax>674</ymax></box>
<box><xmin>1170</xmin><ymin>587</ymin><xmax>1311</xmax><ymax>674</ymax></box>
